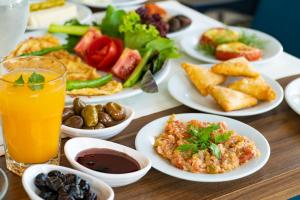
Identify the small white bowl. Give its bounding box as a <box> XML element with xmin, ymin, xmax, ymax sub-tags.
<box><xmin>64</xmin><ymin>137</ymin><xmax>152</xmax><ymax>187</ymax></box>
<box><xmin>61</xmin><ymin>105</ymin><xmax>135</xmax><ymax>139</ymax></box>
<box><xmin>22</xmin><ymin>164</ymin><xmax>114</xmax><ymax>200</ymax></box>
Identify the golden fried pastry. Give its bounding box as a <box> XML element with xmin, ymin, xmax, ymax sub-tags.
<box><xmin>211</xmin><ymin>57</ymin><xmax>259</xmax><ymax>78</ymax></box>
<box><xmin>208</xmin><ymin>85</ymin><xmax>258</xmax><ymax>111</ymax></box>
<box><xmin>228</xmin><ymin>77</ymin><xmax>276</xmax><ymax>101</ymax></box>
<box><xmin>181</xmin><ymin>62</ymin><xmax>226</xmax><ymax>96</ymax></box>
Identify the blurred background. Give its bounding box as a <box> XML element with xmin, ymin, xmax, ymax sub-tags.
<box><xmin>178</xmin><ymin>0</ymin><xmax>300</xmax><ymax>58</ymax></box>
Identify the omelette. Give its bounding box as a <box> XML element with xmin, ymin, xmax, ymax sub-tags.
<box><xmin>7</xmin><ymin>34</ymin><xmax>122</xmax><ymax>96</ymax></box>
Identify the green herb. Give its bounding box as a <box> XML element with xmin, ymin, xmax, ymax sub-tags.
<box><xmin>209</xmin><ymin>143</ymin><xmax>221</xmax><ymax>159</ymax></box>
<box><xmin>198</xmin><ymin>43</ymin><xmax>215</xmax><ymax>56</ymax></box>
<box><xmin>14</xmin><ymin>75</ymin><xmax>25</xmax><ymax>86</ymax></box>
<box><xmin>98</xmin><ymin>5</ymin><xmax>126</xmax><ymax>38</ymax></box>
<box><xmin>28</xmin><ymin>72</ymin><xmax>45</xmax><ymax>91</ymax></box>
<box><xmin>177</xmin><ymin>124</ymin><xmax>231</xmax><ymax>159</ymax></box>
<box><xmin>238</xmin><ymin>30</ymin><xmax>267</xmax><ymax>49</ymax></box>
<box><xmin>214</xmin><ymin>131</ymin><xmax>233</xmax><ymax>143</ymax></box>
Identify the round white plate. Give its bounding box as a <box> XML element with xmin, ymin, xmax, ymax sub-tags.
<box><xmin>285</xmin><ymin>77</ymin><xmax>300</xmax><ymax>115</ymax></box>
<box><xmin>168</xmin><ymin>64</ymin><xmax>284</xmax><ymax>117</ymax></box>
<box><xmin>70</xmin><ymin>0</ymin><xmax>147</xmax><ymax>8</ymax></box>
<box><xmin>180</xmin><ymin>26</ymin><xmax>283</xmax><ymax>65</ymax></box>
<box><xmin>91</xmin><ymin>5</ymin><xmax>194</xmax><ymax>39</ymax></box>
<box><xmin>27</xmin><ymin>3</ymin><xmax>92</xmax><ymax>31</ymax></box>
<box><xmin>135</xmin><ymin>113</ymin><xmax>270</xmax><ymax>182</ymax></box>
<box><xmin>20</xmin><ymin>31</ymin><xmax>170</xmax><ymax>104</ymax></box>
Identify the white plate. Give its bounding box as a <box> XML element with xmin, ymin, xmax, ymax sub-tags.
<box><xmin>135</xmin><ymin>113</ymin><xmax>270</xmax><ymax>182</ymax></box>
<box><xmin>180</xmin><ymin>26</ymin><xmax>283</xmax><ymax>65</ymax></box>
<box><xmin>285</xmin><ymin>77</ymin><xmax>300</xmax><ymax>115</ymax></box>
<box><xmin>70</xmin><ymin>0</ymin><xmax>147</xmax><ymax>8</ymax></box>
<box><xmin>62</xmin><ymin>105</ymin><xmax>134</xmax><ymax>139</ymax></box>
<box><xmin>91</xmin><ymin>4</ymin><xmax>194</xmax><ymax>39</ymax></box>
<box><xmin>27</xmin><ymin>3</ymin><xmax>92</xmax><ymax>31</ymax></box>
<box><xmin>20</xmin><ymin>31</ymin><xmax>171</xmax><ymax>104</ymax></box>
<box><xmin>168</xmin><ymin>64</ymin><xmax>284</xmax><ymax>117</ymax></box>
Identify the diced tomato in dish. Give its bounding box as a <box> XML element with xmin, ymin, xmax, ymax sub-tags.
<box><xmin>74</xmin><ymin>28</ymin><xmax>102</xmax><ymax>58</ymax></box>
<box><xmin>111</xmin><ymin>48</ymin><xmax>142</xmax><ymax>80</ymax></box>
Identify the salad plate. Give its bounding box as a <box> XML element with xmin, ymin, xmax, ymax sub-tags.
<box><xmin>70</xmin><ymin>0</ymin><xmax>147</xmax><ymax>8</ymax></box>
<box><xmin>285</xmin><ymin>77</ymin><xmax>300</xmax><ymax>115</ymax></box>
<box><xmin>135</xmin><ymin>113</ymin><xmax>270</xmax><ymax>182</ymax></box>
<box><xmin>20</xmin><ymin>30</ymin><xmax>171</xmax><ymax>104</ymax></box>
<box><xmin>180</xmin><ymin>26</ymin><xmax>283</xmax><ymax>65</ymax></box>
<box><xmin>26</xmin><ymin>3</ymin><xmax>92</xmax><ymax>31</ymax></box>
<box><xmin>168</xmin><ymin>64</ymin><xmax>284</xmax><ymax>117</ymax></box>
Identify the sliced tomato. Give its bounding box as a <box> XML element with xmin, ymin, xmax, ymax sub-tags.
<box><xmin>111</xmin><ymin>48</ymin><xmax>142</xmax><ymax>80</ymax></box>
<box><xmin>74</xmin><ymin>28</ymin><xmax>102</xmax><ymax>58</ymax></box>
<box><xmin>85</xmin><ymin>36</ymin><xmax>123</xmax><ymax>71</ymax></box>
<box><xmin>145</xmin><ymin>3</ymin><xmax>167</xmax><ymax>18</ymax></box>
<box><xmin>215</xmin><ymin>42</ymin><xmax>262</xmax><ymax>61</ymax></box>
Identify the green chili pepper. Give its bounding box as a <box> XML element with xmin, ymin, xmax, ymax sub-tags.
<box><xmin>66</xmin><ymin>74</ymin><xmax>113</xmax><ymax>91</ymax></box>
<box><xmin>20</xmin><ymin>46</ymin><xmax>66</xmax><ymax>56</ymax></box>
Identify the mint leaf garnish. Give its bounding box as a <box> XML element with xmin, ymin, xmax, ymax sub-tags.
<box><xmin>28</xmin><ymin>72</ymin><xmax>45</xmax><ymax>91</ymax></box>
<box><xmin>177</xmin><ymin>144</ymin><xmax>198</xmax><ymax>154</ymax></box>
<box><xmin>14</xmin><ymin>75</ymin><xmax>24</xmax><ymax>86</ymax></box>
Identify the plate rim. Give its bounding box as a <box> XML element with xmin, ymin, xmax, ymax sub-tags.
<box><xmin>167</xmin><ymin>64</ymin><xmax>284</xmax><ymax>117</ymax></box>
<box><xmin>285</xmin><ymin>77</ymin><xmax>300</xmax><ymax>115</ymax></box>
<box><xmin>180</xmin><ymin>26</ymin><xmax>283</xmax><ymax>65</ymax></box>
<box><xmin>69</xmin><ymin>0</ymin><xmax>147</xmax><ymax>8</ymax></box>
<box><xmin>135</xmin><ymin>113</ymin><xmax>271</xmax><ymax>182</ymax></box>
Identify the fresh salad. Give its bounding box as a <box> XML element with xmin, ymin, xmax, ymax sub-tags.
<box><xmin>22</xmin><ymin>5</ymin><xmax>180</xmax><ymax>93</ymax></box>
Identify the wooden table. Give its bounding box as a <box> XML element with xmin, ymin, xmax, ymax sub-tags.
<box><xmin>2</xmin><ymin>75</ymin><xmax>300</xmax><ymax>200</ymax></box>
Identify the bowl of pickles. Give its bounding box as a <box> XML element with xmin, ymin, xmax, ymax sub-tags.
<box><xmin>61</xmin><ymin>98</ymin><xmax>134</xmax><ymax>139</ymax></box>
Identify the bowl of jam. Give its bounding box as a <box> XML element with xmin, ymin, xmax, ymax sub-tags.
<box><xmin>64</xmin><ymin>137</ymin><xmax>151</xmax><ymax>187</ymax></box>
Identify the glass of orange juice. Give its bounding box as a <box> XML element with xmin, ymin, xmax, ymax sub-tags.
<box><xmin>0</xmin><ymin>56</ymin><xmax>66</xmax><ymax>176</ymax></box>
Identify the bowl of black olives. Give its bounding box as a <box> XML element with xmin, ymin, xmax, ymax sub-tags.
<box><xmin>22</xmin><ymin>164</ymin><xmax>114</xmax><ymax>200</ymax></box>
<box><xmin>61</xmin><ymin>98</ymin><xmax>134</xmax><ymax>139</ymax></box>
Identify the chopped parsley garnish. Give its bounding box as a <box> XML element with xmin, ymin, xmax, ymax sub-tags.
<box><xmin>14</xmin><ymin>75</ymin><xmax>25</xmax><ymax>86</ymax></box>
<box><xmin>177</xmin><ymin>124</ymin><xmax>232</xmax><ymax>159</ymax></box>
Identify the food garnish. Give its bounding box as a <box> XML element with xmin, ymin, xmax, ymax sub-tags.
<box><xmin>34</xmin><ymin>170</ymin><xmax>97</xmax><ymax>200</ymax></box>
<box><xmin>154</xmin><ymin>115</ymin><xmax>260</xmax><ymax>173</ymax></box>
<box><xmin>14</xmin><ymin>75</ymin><xmax>25</xmax><ymax>86</ymax></box>
<box><xmin>66</xmin><ymin>74</ymin><xmax>112</xmax><ymax>91</ymax></box>
<box><xmin>13</xmin><ymin>72</ymin><xmax>45</xmax><ymax>91</ymax></box>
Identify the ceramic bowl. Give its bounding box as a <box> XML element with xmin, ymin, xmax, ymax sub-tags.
<box><xmin>22</xmin><ymin>164</ymin><xmax>114</xmax><ymax>200</ymax></box>
<box><xmin>61</xmin><ymin>105</ymin><xmax>134</xmax><ymax>139</ymax></box>
<box><xmin>64</xmin><ymin>137</ymin><xmax>151</xmax><ymax>187</ymax></box>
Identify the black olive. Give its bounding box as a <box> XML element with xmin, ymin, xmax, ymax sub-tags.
<box><xmin>79</xmin><ymin>179</ymin><xmax>90</xmax><ymax>192</ymax></box>
<box><xmin>48</xmin><ymin>170</ymin><xmax>65</xmax><ymax>182</ymax></box>
<box><xmin>168</xmin><ymin>17</ymin><xmax>181</xmax><ymax>32</ymax></box>
<box><xmin>85</xmin><ymin>192</ymin><xmax>97</xmax><ymax>200</ymax></box>
<box><xmin>64</xmin><ymin>174</ymin><xmax>77</xmax><ymax>185</ymax></box>
<box><xmin>46</xmin><ymin>176</ymin><xmax>64</xmax><ymax>191</ymax></box>
<box><xmin>34</xmin><ymin>173</ymin><xmax>49</xmax><ymax>190</ymax></box>
<box><xmin>62</xmin><ymin>108</ymin><xmax>75</xmax><ymax>122</ymax></box>
<box><xmin>69</xmin><ymin>184</ymin><xmax>84</xmax><ymax>199</ymax></box>
<box><xmin>175</xmin><ymin>15</ymin><xmax>192</xmax><ymax>27</ymax></box>
<box><xmin>63</xmin><ymin>116</ymin><xmax>84</xmax><ymax>129</ymax></box>
<box><xmin>58</xmin><ymin>192</ymin><xmax>75</xmax><ymax>200</ymax></box>
<box><xmin>39</xmin><ymin>191</ymin><xmax>57</xmax><ymax>200</ymax></box>
<box><xmin>73</xmin><ymin>98</ymin><xmax>86</xmax><ymax>115</ymax></box>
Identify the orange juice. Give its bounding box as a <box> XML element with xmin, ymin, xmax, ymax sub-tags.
<box><xmin>0</xmin><ymin>69</ymin><xmax>66</xmax><ymax>164</ymax></box>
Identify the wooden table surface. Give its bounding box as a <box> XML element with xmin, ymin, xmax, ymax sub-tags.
<box><xmin>2</xmin><ymin>75</ymin><xmax>300</xmax><ymax>200</ymax></box>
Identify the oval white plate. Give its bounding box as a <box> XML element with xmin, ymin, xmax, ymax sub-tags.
<box><xmin>70</xmin><ymin>0</ymin><xmax>147</xmax><ymax>8</ymax></box>
<box><xmin>91</xmin><ymin>5</ymin><xmax>194</xmax><ymax>39</ymax></box>
<box><xmin>65</xmin><ymin>137</ymin><xmax>152</xmax><ymax>187</ymax></box>
<box><xmin>27</xmin><ymin>3</ymin><xmax>92</xmax><ymax>31</ymax></box>
<box><xmin>62</xmin><ymin>105</ymin><xmax>134</xmax><ymax>139</ymax></box>
<box><xmin>135</xmin><ymin>113</ymin><xmax>270</xmax><ymax>182</ymax></box>
<box><xmin>285</xmin><ymin>77</ymin><xmax>300</xmax><ymax>115</ymax></box>
<box><xmin>22</xmin><ymin>164</ymin><xmax>114</xmax><ymax>200</ymax></box>
<box><xmin>180</xmin><ymin>26</ymin><xmax>283</xmax><ymax>65</ymax></box>
<box><xmin>20</xmin><ymin>31</ymin><xmax>170</xmax><ymax>104</ymax></box>
<box><xmin>168</xmin><ymin>64</ymin><xmax>283</xmax><ymax>117</ymax></box>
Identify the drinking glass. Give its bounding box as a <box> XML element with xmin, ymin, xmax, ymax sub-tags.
<box><xmin>0</xmin><ymin>168</ymin><xmax>8</xmax><ymax>199</ymax></box>
<box><xmin>0</xmin><ymin>56</ymin><xmax>66</xmax><ymax>176</ymax></box>
<box><xmin>0</xmin><ymin>0</ymin><xmax>29</xmax><ymax>58</ymax></box>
